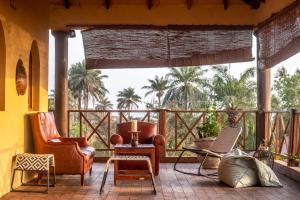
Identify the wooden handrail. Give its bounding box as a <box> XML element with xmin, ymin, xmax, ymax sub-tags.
<box><xmin>65</xmin><ymin>109</ymin><xmax>299</xmax><ymax>160</ymax></box>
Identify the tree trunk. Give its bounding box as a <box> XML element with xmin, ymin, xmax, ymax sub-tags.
<box><xmin>84</xmin><ymin>88</ymin><xmax>88</xmax><ymax>109</ymax></box>
<box><xmin>158</xmin><ymin>96</ymin><xmax>161</xmax><ymax>108</ymax></box>
<box><xmin>227</xmin><ymin>109</ymin><xmax>239</xmax><ymax>127</ymax></box>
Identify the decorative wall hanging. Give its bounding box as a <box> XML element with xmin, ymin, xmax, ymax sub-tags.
<box><xmin>16</xmin><ymin>59</ymin><xmax>27</xmax><ymax>96</ymax></box>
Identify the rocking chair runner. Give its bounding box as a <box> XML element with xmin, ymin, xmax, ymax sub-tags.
<box><xmin>174</xmin><ymin>127</ymin><xmax>242</xmax><ymax>176</ymax></box>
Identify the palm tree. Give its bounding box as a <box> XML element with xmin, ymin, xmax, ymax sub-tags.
<box><xmin>163</xmin><ymin>67</ymin><xmax>208</xmax><ymax>109</ymax></box>
<box><xmin>95</xmin><ymin>97</ymin><xmax>113</xmax><ymax>110</ymax></box>
<box><xmin>210</xmin><ymin>65</ymin><xmax>256</xmax><ymax>127</ymax></box>
<box><xmin>142</xmin><ymin>75</ymin><xmax>169</xmax><ymax>107</ymax></box>
<box><xmin>117</xmin><ymin>87</ymin><xmax>141</xmax><ymax>110</ymax></box>
<box><xmin>68</xmin><ymin>60</ymin><xmax>108</xmax><ymax>109</ymax></box>
<box><xmin>211</xmin><ymin>65</ymin><xmax>256</xmax><ymax>109</ymax></box>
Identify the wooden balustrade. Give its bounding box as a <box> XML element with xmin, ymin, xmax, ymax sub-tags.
<box><xmin>265</xmin><ymin>110</ymin><xmax>300</xmax><ymax>167</ymax></box>
<box><xmin>65</xmin><ymin>109</ymin><xmax>300</xmax><ymax>164</ymax></box>
<box><xmin>67</xmin><ymin>109</ymin><xmax>258</xmax><ymax>158</ymax></box>
<box><xmin>288</xmin><ymin>109</ymin><xmax>300</xmax><ymax>167</ymax></box>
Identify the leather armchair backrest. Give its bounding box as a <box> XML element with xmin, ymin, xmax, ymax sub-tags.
<box><xmin>117</xmin><ymin>121</ymin><xmax>157</xmax><ymax>144</ymax></box>
<box><xmin>31</xmin><ymin>112</ymin><xmax>61</xmax><ymax>145</ymax></box>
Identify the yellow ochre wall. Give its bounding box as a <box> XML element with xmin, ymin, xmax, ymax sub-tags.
<box><xmin>0</xmin><ymin>0</ymin><xmax>49</xmax><ymax>197</ymax></box>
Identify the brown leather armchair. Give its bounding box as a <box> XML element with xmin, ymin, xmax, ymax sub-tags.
<box><xmin>110</xmin><ymin>121</ymin><xmax>165</xmax><ymax>176</ymax></box>
<box><xmin>30</xmin><ymin>112</ymin><xmax>95</xmax><ymax>185</ymax></box>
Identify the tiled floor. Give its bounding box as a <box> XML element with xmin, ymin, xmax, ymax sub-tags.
<box><xmin>2</xmin><ymin>163</ymin><xmax>300</xmax><ymax>200</ymax></box>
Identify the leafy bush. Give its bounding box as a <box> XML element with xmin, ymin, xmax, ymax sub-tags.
<box><xmin>196</xmin><ymin>112</ymin><xmax>220</xmax><ymax>138</ymax></box>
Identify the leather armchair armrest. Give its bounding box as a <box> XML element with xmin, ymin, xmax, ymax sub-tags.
<box><xmin>151</xmin><ymin>134</ymin><xmax>165</xmax><ymax>146</ymax></box>
<box><xmin>44</xmin><ymin>142</ymin><xmax>85</xmax><ymax>171</ymax></box>
<box><xmin>110</xmin><ymin>134</ymin><xmax>123</xmax><ymax>145</ymax></box>
<box><xmin>60</xmin><ymin>137</ymin><xmax>89</xmax><ymax>147</ymax></box>
<box><xmin>45</xmin><ymin>141</ymin><xmax>85</xmax><ymax>157</ymax></box>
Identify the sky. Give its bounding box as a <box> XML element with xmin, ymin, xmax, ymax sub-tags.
<box><xmin>48</xmin><ymin>30</ymin><xmax>300</xmax><ymax>109</ymax></box>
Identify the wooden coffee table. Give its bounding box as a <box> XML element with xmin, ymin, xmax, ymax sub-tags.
<box><xmin>114</xmin><ymin>144</ymin><xmax>155</xmax><ymax>185</ymax></box>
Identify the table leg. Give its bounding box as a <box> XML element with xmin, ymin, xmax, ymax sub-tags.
<box><xmin>114</xmin><ymin>160</ymin><xmax>118</xmax><ymax>186</ymax></box>
<box><xmin>100</xmin><ymin>158</ymin><xmax>112</xmax><ymax>194</ymax></box>
<box><xmin>146</xmin><ymin>159</ymin><xmax>156</xmax><ymax>194</ymax></box>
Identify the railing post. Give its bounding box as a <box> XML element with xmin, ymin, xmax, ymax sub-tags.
<box><xmin>67</xmin><ymin>110</ymin><xmax>70</xmax><ymax>137</ymax></box>
<box><xmin>288</xmin><ymin>109</ymin><xmax>300</xmax><ymax>167</ymax></box>
<box><xmin>79</xmin><ymin>111</ymin><xmax>82</xmax><ymax>137</ymax></box>
<box><xmin>158</xmin><ymin>109</ymin><xmax>168</xmax><ymax>158</ymax></box>
<box><xmin>108</xmin><ymin>111</ymin><xmax>111</xmax><ymax>149</ymax></box>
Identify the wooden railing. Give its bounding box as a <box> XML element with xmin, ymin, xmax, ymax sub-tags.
<box><xmin>67</xmin><ymin>109</ymin><xmax>257</xmax><ymax>158</ymax></box>
<box><xmin>68</xmin><ymin>110</ymin><xmax>158</xmax><ymax>156</ymax></box>
<box><xmin>165</xmin><ymin>110</ymin><xmax>257</xmax><ymax>157</ymax></box>
<box><xmin>66</xmin><ymin>109</ymin><xmax>300</xmax><ymax>165</ymax></box>
<box><xmin>265</xmin><ymin>110</ymin><xmax>300</xmax><ymax>167</ymax></box>
<box><xmin>265</xmin><ymin>111</ymin><xmax>290</xmax><ymax>157</ymax></box>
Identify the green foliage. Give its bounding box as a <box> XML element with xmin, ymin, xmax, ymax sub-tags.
<box><xmin>117</xmin><ymin>87</ymin><xmax>141</xmax><ymax>109</ymax></box>
<box><xmin>273</xmin><ymin>67</ymin><xmax>300</xmax><ymax>109</ymax></box>
<box><xmin>48</xmin><ymin>89</ymin><xmax>55</xmax><ymax>110</ymax></box>
<box><xmin>210</xmin><ymin>65</ymin><xmax>256</xmax><ymax>109</ymax></box>
<box><xmin>69</xmin><ymin>121</ymin><xmax>80</xmax><ymax>138</ymax></box>
<box><xmin>288</xmin><ymin>155</ymin><xmax>300</xmax><ymax>163</ymax></box>
<box><xmin>196</xmin><ymin>104</ymin><xmax>221</xmax><ymax>138</ymax></box>
<box><xmin>142</xmin><ymin>75</ymin><xmax>169</xmax><ymax>108</ymax></box>
<box><xmin>68</xmin><ymin>60</ymin><xmax>108</xmax><ymax>109</ymax></box>
<box><xmin>271</xmin><ymin>95</ymin><xmax>281</xmax><ymax>110</ymax></box>
<box><xmin>95</xmin><ymin>97</ymin><xmax>113</xmax><ymax>110</ymax></box>
<box><xmin>163</xmin><ymin>67</ymin><xmax>208</xmax><ymax>110</ymax></box>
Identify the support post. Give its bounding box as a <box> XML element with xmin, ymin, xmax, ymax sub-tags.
<box><xmin>288</xmin><ymin>109</ymin><xmax>300</xmax><ymax>167</ymax></box>
<box><xmin>51</xmin><ymin>31</ymin><xmax>70</xmax><ymax>137</ymax></box>
<box><xmin>158</xmin><ymin>109</ymin><xmax>167</xmax><ymax>158</ymax></box>
<box><xmin>256</xmin><ymin>67</ymin><xmax>271</xmax><ymax>148</ymax></box>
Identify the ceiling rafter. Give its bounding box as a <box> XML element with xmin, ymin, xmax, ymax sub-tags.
<box><xmin>242</xmin><ymin>0</ymin><xmax>266</xmax><ymax>9</ymax></box>
<box><xmin>104</xmin><ymin>0</ymin><xmax>110</xmax><ymax>9</ymax></box>
<box><xmin>223</xmin><ymin>0</ymin><xmax>228</xmax><ymax>10</ymax></box>
<box><xmin>148</xmin><ymin>0</ymin><xmax>153</xmax><ymax>10</ymax></box>
<box><xmin>187</xmin><ymin>0</ymin><xmax>192</xmax><ymax>10</ymax></box>
<box><xmin>63</xmin><ymin>0</ymin><xmax>70</xmax><ymax>9</ymax></box>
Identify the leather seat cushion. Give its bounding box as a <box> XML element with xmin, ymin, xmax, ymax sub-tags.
<box><xmin>80</xmin><ymin>146</ymin><xmax>96</xmax><ymax>157</ymax></box>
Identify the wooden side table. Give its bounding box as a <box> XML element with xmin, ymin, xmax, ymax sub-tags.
<box><xmin>11</xmin><ymin>153</ymin><xmax>56</xmax><ymax>193</ymax></box>
<box><xmin>114</xmin><ymin>144</ymin><xmax>155</xmax><ymax>185</ymax></box>
<box><xmin>99</xmin><ymin>155</ymin><xmax>156</xmax><ymax>194</ymax></box>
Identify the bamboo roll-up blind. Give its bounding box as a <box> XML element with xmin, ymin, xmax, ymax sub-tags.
<box><xmin>256</xmin><ymin>1</ymin><xmax>300</xmax><ymax>69</ymax></box>
<box><xmin>82</xmin><ymin>25</ymin><xmax>253</xmax><ymax>69</ymax></box>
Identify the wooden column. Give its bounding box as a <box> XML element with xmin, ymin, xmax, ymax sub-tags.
<box><xmin>158</xmin><ymin>109</ymin><xmax>168</xmax><ymax>158</ymax></box>
<box><xmin>288</xmin><ymin>109</ymin><xmax>300</xmax><ymax>167</ymax></box>
<box><xmin>51</xmin><ymin>31</ymin><xmax>69</xmax><ymax>137</ymax></box>
<box><xmin>256</xmin><ymin>67</ymin><xmax>271</xmax><ymax>148</ymax></box>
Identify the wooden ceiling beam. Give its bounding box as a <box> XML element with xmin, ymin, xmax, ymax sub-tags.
<box><xmin>104</xmin><ymin>0</ymin><xmax>110</xmax><ymax>9</ymax></box>
<box><xmin>242</xmin><ymin>0</ymin><xmax>264</xmax><ymax>9</ymax></box>
<box><xmin>223</xmin><ymin>0</ymin><xmax>228</xmax><ymax>10</ymax></box>
<box><xmin>63</xmin><ymin>0</ymin><xmax>70</xmax><ymax>9</ymax></box>
<box><xmin>148</xmin><ymin>0</ymin><xmax>153</xmax><ymax>10</ymax></box>
<box><xmin>187</xmin><ymin>0</ymin><xmax>192</xmax><ymax>10</ymax></box>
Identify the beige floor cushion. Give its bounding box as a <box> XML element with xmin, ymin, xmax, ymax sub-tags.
<box><xmin>218</xmin><ymin>149</ymin><xmax>282</xmax><ymax>188</ymax></box>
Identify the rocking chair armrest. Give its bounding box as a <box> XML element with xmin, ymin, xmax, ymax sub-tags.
<box><xmin>201</xmin><ymin>149</ymin><xmax>224</xmax><ymax>158</ymax></box>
